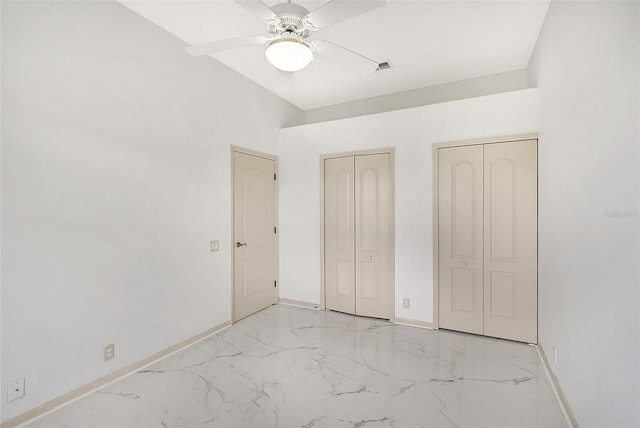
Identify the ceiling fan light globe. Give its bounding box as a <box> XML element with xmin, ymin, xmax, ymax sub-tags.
<box><xmin>265</xmin><ymin>38</ymin><xmax>313</xmax><ymax>72</ymax></box>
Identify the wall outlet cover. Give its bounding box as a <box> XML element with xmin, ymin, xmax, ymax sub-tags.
<box><xmin>104</xmin><ymin>343</ymin><xmax>115</xmax><ymax>361</ymax></box>
<box><xmin>403</xmin><ymin>298</ymin><xmax>410</xmax><ymax>309</ymax></box>
<box><xmin>7</xmin><ymin>378</ymin><xmax>25</xmax><ymax>402</ymax></box>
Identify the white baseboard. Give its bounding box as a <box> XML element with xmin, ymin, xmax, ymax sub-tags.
<box><xmin>536</xmin><ymin>343</ymin><xmax>579</xmax><ymax>428</ymax></box>
<box><xmin>394</xmin><ymin>317</ymin><xmax>434</xmax><ymax>329</ymax></box>
<box><xmin>2</xmin><ymin>320</ymin><xmax>231</xmax><ymax>428</ymax></box>
<box><xmin>278</xmin><ymin>298</ymin><xmax>320</xmax><ymax>309</ymax></box>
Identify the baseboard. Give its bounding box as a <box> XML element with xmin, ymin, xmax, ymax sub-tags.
<box><xmin>536</xmin><ymin>343</ymin><xmax>580</xmax><ymax>428</ymax></box>
<box><xmin>394</xmin><ymin>317</ymin><xmax>434</xmax><ymax>329</ymax></box>
<box><xmin>2</xmin><ymin>320</ymin><xmax>232</xmax><ymax>428</ymax></box>
<box><xmin>278</xmin><ymin>298</ymin><xmax>320</xmax><ymax>309</ymax></box>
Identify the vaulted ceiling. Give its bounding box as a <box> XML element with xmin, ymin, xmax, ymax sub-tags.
<box><xmin>120</xmin><ymin>0</ymin><xmax>549</xmax><ymax>110</ymax></box>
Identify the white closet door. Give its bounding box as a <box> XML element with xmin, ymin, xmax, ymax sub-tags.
<box><xmin>438</xmin><ymin>145</ymin><xmax>484</xmax><ymax>335</ymax></box>
<box><xmin>324</xmin><ymin>156</ymin><xmax>356</xmax><ymax>314</ymax></box>
<box><xmin>233</xmin><ymin>152</ymin><xmax>277</xmax><ymax>322</ymax></box>
<box><xmin>483</xmin><ymin>140</ymin><xmax>538</xmax><ymax>343</ymax></box>
<box><xmin>355</xmin><ymin>154</ymin><xmax>391</xmax><ymax>319</ymax></box>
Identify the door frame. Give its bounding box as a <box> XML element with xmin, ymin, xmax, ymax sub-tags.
<box><xmin>230</xmin><ymin>145</ymin><xmax>279</xmax><ymax>324</ymax></box>
<box><xmin>320</xmin><ymin>147</ymin><xmax>396</xmax><ymax>322</ymax></box>
<box><xmin>431</xmin><ymin>133</ymin><xmax>537</xmax><ymax>329</ymax></box>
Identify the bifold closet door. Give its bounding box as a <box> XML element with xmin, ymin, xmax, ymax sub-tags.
<box><xmin>325</xmin><ymin>153</ymin><xmax>391</xmax><ymax>319</ymax></box>
<box><xmin>355</xmin><ymin>154</ymin><xmax>391</xmax><ymax>319</ymax></box>
<box><xmin>438</xmin><ymin>145</ymin><xmax>484</xmax><ymax>335</ymax></box>
<box><xmin>324</xmin><ymin>156</ymin><xmax>356</xmax><ymax>314</ymax></box>
<box><xmin>483</xmin><ymin>141</ymin><xmax>537</xmax><ymax>343</ymax></box>
<box><xmin>438</xmin><ymin>140</ymin><xmax>538</xmax><ymax>343</ymax></box>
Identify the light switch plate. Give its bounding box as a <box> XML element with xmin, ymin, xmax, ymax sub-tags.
<box><xmin>403</xmin><ymin>298</ymin><xmax>410</xmax><ymax>309</ymax></box>
<box><xmin>210</xmin><ymin>240</ymin><xmax>219</xmax><ymax>252</ymax></box>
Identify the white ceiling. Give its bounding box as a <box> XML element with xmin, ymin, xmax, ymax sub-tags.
<box><xmin>120</xmin><ymin>0</ymin><xmax>549</xmax><ymax>110</ymax></box>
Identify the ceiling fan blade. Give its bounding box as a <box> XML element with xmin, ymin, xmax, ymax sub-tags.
<box><xmin>303</xmin><ymin>0</ymin><xmax>385</xmax><ymax>31</ymax></box>
<box><xmin>312</xmin><ymin>40</ymin><xmax>379</xmax><ymax>74</ymax></box>
<box><xmin>234</xmin><ymin>0</ymin><xmax>281</xmax><ymax>24</ymax></box>
<box><xmin>274</xmin><ymin>69</ymin><xmax>294</xmax><ymax>92</ymax></box>
<box><xmin>185</xmin><ymin>35</ymin><xmax>268</xmax><ymax>56</ymax></box>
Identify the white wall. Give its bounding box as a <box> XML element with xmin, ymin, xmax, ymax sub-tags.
<box><xmin>528</xmin><ymin>1</ymin><xmax>639</xmax><ymax>426</ymax></box>
<box><xmin>1</xmin><ymin>0</ymin><xmax>303</xmax><ymax>422</ymax></box>
<box><xmin>278</xmin><ymin>89</ymin><xmax>538</xmax><ymax>322</ymax></box>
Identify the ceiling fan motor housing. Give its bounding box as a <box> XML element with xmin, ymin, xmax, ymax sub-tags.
<box><xmin>267</xmin><ymin>2</ymin><xmax>311</xmax><ymax>37</ymax></box>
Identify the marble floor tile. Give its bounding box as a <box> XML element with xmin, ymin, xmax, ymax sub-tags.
<box><xmin>29</xmin><ymin>304</ymin><xmax>566</xmax><ymax>427</ymax></box>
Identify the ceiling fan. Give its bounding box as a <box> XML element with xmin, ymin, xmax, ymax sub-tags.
<box><xmin>186</xmin><ymin>0</ymin><xmax>385</xmax><ymax>74</ymax></box>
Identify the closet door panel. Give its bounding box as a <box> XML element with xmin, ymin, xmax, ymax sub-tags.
<box><xmin>325</xmin><ymin>157</ymin><xmax>356</xmax><ymax>314</ymax></box>
<box><xmin>483</xmin><ymin>140</ymin><xmax>537</xmax><ymax>343</ymax></box>
<box><xmin>438</xmin><ymin>145</ymin><xmax>484</xmax><ymax>335</ymax></box>
<box><xmin>355</xmin><ymin>154</ymin><xmax>391</xmax><ymax>318</ymax></box>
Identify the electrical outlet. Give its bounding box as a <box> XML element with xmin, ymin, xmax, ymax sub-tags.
<box><xmin>403</xmin><ymin>298</ymin><xmax>410</xmax><ymax>309</ymax></box>
<box><xmin>553</xmin><ymin>346</ymin><xmax>558</xmax><ymax>364</ymax></box>
<box><xmin>210</xmin><ymin>240</ymin><xmax>219</xmax><ymax>252</ymax></box>
<box><xmin>7</xmin><ymin>378</ymin><xmax>25</xmax><ymax>402</ymax></box>
<box><xmin>104</xmin><ymin>344</ymin><xmax>115</xmax><ymax>361</ymax></box>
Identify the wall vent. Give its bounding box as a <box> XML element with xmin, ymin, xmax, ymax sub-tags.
<box><xmin>377</xmin><ymin>61</ymin><xmax>392</xmax><ymax>71</ymax></box>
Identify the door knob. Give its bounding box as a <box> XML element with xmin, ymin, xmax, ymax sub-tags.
<box><xmin>461</xmin><ymin>261</ymin><xmax>468</xmax><ymax>267</ymax></box>
<box><xmin>368</xmin><ymin>256</ymin><xmax>373</xmax><ymax>261</ymax></box>
<box><xmin>236</xmin><ymin>242</ymin><xmax>247</xmax><ymax>248</ymax></box>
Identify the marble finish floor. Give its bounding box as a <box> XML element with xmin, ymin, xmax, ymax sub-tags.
<box><xmin>30</xmin><ymin>304</ymin><xmax>566</xmax><ymax>427</ymax></box>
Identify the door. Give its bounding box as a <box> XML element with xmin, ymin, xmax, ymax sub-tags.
<box><xmin>233</xmin><ymin>151</ymin><xmax>277</xmax><ymax>322</ymax></box>
<box><xmin>437</xmin><ymin>139</ymin><xmax>538</xmax><ymax>343</ymax></box>
<box><xmin>438</xmin><ymin>145</ymin><xmax>484</xmax><ymax>335</ymax></box>
<box><xmin>355</xmin><ymin>154</ymin><xmax>391</xmax><ymax>318</ymax></box>
<box><xmin>483</xmin><ymin>140</ymin><xmax>537</xmax><ymax>343</ymax></box>
<box><xmin>324</xmin><ymin>153</ymin><xmax>392</xmax><ymax>319</ymax></box>
<box><xmin>324</xmin><ymin>156</ymin><xmax>356</xmax><ymax>314</ymax></box>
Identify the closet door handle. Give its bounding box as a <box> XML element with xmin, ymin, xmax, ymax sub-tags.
<box><xmin>461</xmin><ymin>261</ymin><xmax>468</xmax><ymax>267</ymax></box>
<box><xmin>236</xmin><ymin>242</ymin><xmax>247</xmax><ymax>248</ymax></box>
